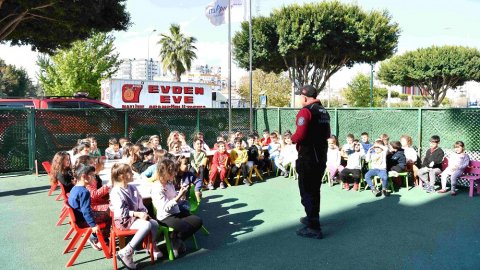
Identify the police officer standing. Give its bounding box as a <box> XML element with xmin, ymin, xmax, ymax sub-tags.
<box><xmin>291</xmin><ymin>85</ymin><xmax>330</xmax><ymax>239</ymax></box>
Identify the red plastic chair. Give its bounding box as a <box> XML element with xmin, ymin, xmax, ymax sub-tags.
<box><xmin>110</xmin><ymin>212</ymin><xmax>154</xmax><ymax>270</ymax></box>
<box><xmin>43</xmin><ymin>161</ymin><xmax>63</xmax><ymax>201</ymax></box>
<box><xmin>62</xmin><ymin>202</ymin><xmax>110</xmax><ymax>267</ymax></box>
<box><xmin>56</xmin><ymin>183</ymin><xmax>70</xmax><ymax>227</ymax></box>
<box><xmin>459</xmin><ymin>160</ymin><xmax>480</xmax><ymax>197</ymax></box>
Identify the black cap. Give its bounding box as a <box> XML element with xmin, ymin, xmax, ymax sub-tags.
<box><xmin>294</xmin><ymin>85</ymin><xmax>317</xmax><ymax>98</ymax></box>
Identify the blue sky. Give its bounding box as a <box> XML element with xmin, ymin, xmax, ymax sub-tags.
<box><xmin>1</xmin><ymin>0</ymin><xmax>479</xmax><ymax>90</ymax></box>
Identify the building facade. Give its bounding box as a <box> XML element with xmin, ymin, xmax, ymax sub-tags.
<box><xmin>112</xmin><ymin>58</ymin><xmax>161</xmax><ymax>80</ymax></box>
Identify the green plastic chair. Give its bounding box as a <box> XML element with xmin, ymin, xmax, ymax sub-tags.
<box><xmin>388</xmin><ymin>171</ymin><xmax>410</xmax><ymax>191</ymax></box>
<box><xmin>288</xmin><ymin>165</ymin><xmax>297</xmax><ymax>180</ymax></box>
<box><xmin>373</xmin><ymin>176</ymin><xmax>395</xmax><ymax>193</ymax></box>
<box><xmin>188</xmin><ymin>187</ymin><xmax>210</xmax><ymax>236</ymax></box>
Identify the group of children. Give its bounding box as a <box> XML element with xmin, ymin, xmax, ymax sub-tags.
<box><xmin>51</xmin><ymin>143</ymin><xmax>205</xmax><ymax>269</ymax></box>
<box><xmin>50</xmin><ymin>128</ymin><xmax>300</xmax><ymax>269</ymax></box>
<box><xmin>326</xmin><ymin>132</ymin><xmax>470</xmax><ymax>197</ymax></box>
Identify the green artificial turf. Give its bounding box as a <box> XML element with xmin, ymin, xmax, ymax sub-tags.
<box><xmin>1</xmin><ymin>174</ymin><xmax>479</xmax><ymax>270</ymax></box>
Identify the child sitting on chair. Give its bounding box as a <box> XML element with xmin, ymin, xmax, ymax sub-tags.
<box><xmin>151</xmin><ymin>158</ymin><xmax>203</xmax><ymax>258</ymax></box>
<box><xmin>276</xmin><ymin>133</ymin><xmax>298</xmax><ymax>177</ymax></box>
<box><xmin>110</xmin><ymin>163</ymin><xmax>162</xmax><ymax>268</ymax></box>
<box><xmin>268</xmin><ymin>132</ymin><xmax>282</xmax><ymax>171</ymax></box>
<box><xmin>364</xmin><ymin>140</ymin><xmax>389</xmax><ymax>197</ymax></box>
<box><xmin>438</xmin><ymin>141</ymin><xmax>470</xmax><ymax>196</ymax></box>
<box><xmin>176</xmin><ymin>155</ymin><xmax>203</xmax><ymax>203</ymax></box>
<box><xmin>208</xmin><ymin>142</ymin><xmax>230</xmax><ymax>190</ymax></box>
<box><xmin>105</xmin><ymin>138</ymin><xmax>122</xmax><ymax>160</ymax></box>
<box><xmin>69</xmin><ymin>163</ymin><xmax>111</xmax><ymax>251</ymax></box>
<box><xmin>189</xmin><ymin>139</ymin><xmax>207</xmax><ymax>182</ymax></box>
<box><xmin>326</xmin><ymin>136</ymin><xmax>342</xmax><ymax>182</ymax></box>
<box><xmin>339</xmin><ymin>142</ymin><xmax>364</xmax><ymax>191</ymax></box>
<box><xmin>229</xmin><ymin>138</ymin><xmax>251</xmax><ymax>185</ymax></box>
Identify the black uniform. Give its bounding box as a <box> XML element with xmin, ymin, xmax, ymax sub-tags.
<box><xmin>292</xmin><ymin>101</ymin><xmax>330</xmax><ymax>230</ymax></box>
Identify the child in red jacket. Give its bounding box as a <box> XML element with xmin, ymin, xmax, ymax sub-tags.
<box><xmin>208</xmin><ymin>142</ymin><xmax>230</xmax><ymax>189</ymax></box>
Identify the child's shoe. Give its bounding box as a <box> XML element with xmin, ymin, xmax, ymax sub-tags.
<box><xmin>382</xmin><ymin>189</ymin><xmax>390</xmax><ymax>197</ymax></box>
<box><xmin>437</xmin><ymin>189</ymin><xmax>447</xmax><ymax>193</ymax></box>
<box><xmin>148</xmin><ymin>248</ymin><xmax>163</xmax><ymax>261</ymax></box>
<box><xmin>243</xmin><ymin>179</ymin><xmax>252</xmax><ymax>186</ymax></box>
<box><xmin>450</xmin><ymin>191</ymin><xmax>457</xmax><ymax>196</ymax></box>
<box><xmin>372</xmin><ymin>188</ymin><xmax>382</xmax><ymax>197</ymax></box>
<box><xmin>117</xmin><ymin>244</ymin><xmax>136</xmax><ymax>270</ymax></box>
<box><xmin>207</xmin><ymin>183</ymin><xmax>214</xmax><ymax>190</ymax></box>
<box><xmin>353</xmin><ymin>183</ymin><xmax>359</xmax><ymax>191</ymax></box>
<box><xmin>88</xmin><ymin>235</ymin><xmax>102</xmax><ymax>251</ymax></box>
<box><xmin>343</xmin><ymin>183</ymin><xmax>350</xmax><ymax>190</ymax></box>
<box><xmin>219</xmin><ymin>182</ymin><xmax>226</xmax><ymax>189</ymax></box>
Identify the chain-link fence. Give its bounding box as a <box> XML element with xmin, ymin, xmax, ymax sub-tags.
<box><xmin>1</xmin><ymin>108</ymin><xmax>480</xmax><ymax>174</ymax></box>
<box><xmin>0</xmin><ymin>109</ymin><xmax>30</xmax><ymax>173</ymax></box>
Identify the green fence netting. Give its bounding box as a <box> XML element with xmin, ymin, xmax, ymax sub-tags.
<box><xmin>35</xmin><ymin>109</ymin><xmax>125</xmax><ymax>168</ymax></box>
<box><xmin>0</xmin><ymin>109</ymin><xmax>30</xmax><ymax>173</ymax></box>
<box><xmin>1</xmin><ymin>108</ymin><xmax>479</xmax><ymax>175</ymax></box>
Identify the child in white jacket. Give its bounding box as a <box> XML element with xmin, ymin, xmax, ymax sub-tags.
<box><xmin>438</xmin><ymin>141</ymin><xmax>470</xmax><ymax>196</ymax></box>
<box><xmin>276</xmin><ymin>134</ymin><xmax>298</xmax><ymax>177</ymax></box>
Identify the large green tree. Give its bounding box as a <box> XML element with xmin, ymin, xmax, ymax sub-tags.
<box><xmin>342</xmin><ymin>73</ymin><xmax>394</xmax><ymax>107</ymax></box>
<box><xmin>0</xmin><ymin>59</ymin><xmax>35</xmax><ymax>97</ymax></box>
<box><xmin>238</xmin><ymin>70</ymin><xmax>291</xmax><ymax>107</ymax></box>
<box><xmin>0</xmin><ymin>0</ymin><xmax>130</xmax><ymax>53</ymax></box>
<box><xmin>378</xmin><ymin>45</ymin><xmax>480</xmax><ymax>107</ymax></box>
<box><xmin>233</xmin><ymin>1</ymin><xmax>400</xmax><ymax>93</ymax></box>
<box><xmin>158</xmin><ymin>24</ymin><xmax>197</xmax><ymax>82</ymax></box>
<box><xmin>37</xmin><ymin>32</ymin><xmax>120</xmax><ymax>99</ymax></box>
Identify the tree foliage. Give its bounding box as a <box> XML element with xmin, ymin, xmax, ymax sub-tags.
<box><xmin>233</xmin><ymin>1</ymin><xmax>400</xmax><ymax>93</ymax></box>
<box><xmin>0</xmin><ymin>0</ymin><xmax>130</xmax><ymax>53</ymax></box>
<box><xmin>378</xmin><ymin>45</ymin><xmax>480</xmax><ymax>107</ymax></box>
<box><xmin>238</xmin><ymin>70</ymin><xmax>291</xmax><ymax>107</ymax></box>
<box><xmin>37</xmin><ymin>32</ymin><xmax>120</xmax><ymax>99</ymax></box>
<box><xmin>0</xmin><ymin>59</ymin><xmax>35</xmax><ymax>97</ymax></box>
<box><xmin>158</xmin><ymin>24</ymin><xmax>197</xmax><ymax>82</ymax></box>
<box><xmin>342</xmin><ymin>73</ymin><xmax>391</xmax><ymax>107</ymax></box>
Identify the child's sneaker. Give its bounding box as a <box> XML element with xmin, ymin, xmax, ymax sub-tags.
<box><xmin>372</xmin><ymin>188</ymin><xmax>382</xmax><ymax>197</ymax></box>
<box><xmin>219</xmin><ymin>182</ymin><xmax>226</xmax><ymax>189</ymax></box>
<box><xmin>243</xmin><ymin>179</ymin><xmax>252</xmax><ymax>186</ymax></box>
<box><xmin>88</xmin><ymin>235</ymin><xmax>102</xmax><ymax>251</ymax></box>
<box><xmin>117</xmin><ymin>245</ymin><xmax>136</xmax><ymax>270</ymax></box>
<box><xmin>353</xmin><ymin>183</ymin><xmax>359</xmax><ymax>191</ymax></box>
<box><xmin>207</xmin><ymin>183</ymin><xmax>214</xmax><ymax>190</ymax></box>
<box><xmin>382</xmin><ymin>190</ymin><xmax>390</xmax><ymax>197</ymax></box>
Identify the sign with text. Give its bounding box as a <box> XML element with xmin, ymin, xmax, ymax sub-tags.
<box><xmin>102</xmin><ymin>79</ymin><xmax>212</xmax><ymax>109</ymax></box>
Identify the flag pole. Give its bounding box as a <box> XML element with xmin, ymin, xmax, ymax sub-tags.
<box><xmin>248</xmin><ymin>0</ymin><xmax>253</xmax><ymax>132</ymax></box>
<box><xmin>228</xmin><ymin>0</ymin><xmax>232</xmax><ymax>133</ymax></box>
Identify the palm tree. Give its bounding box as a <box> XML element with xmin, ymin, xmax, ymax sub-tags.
<box><xmin>158</xmin><ymin>24</ymin><xmax>197</xmax><ymax>82</ymax></box>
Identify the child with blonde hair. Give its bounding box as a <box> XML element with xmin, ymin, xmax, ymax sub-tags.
<box><xmin>326</xmin><ymin>136</ymin><xmax>342</xmax><ymax>181</ymax></box>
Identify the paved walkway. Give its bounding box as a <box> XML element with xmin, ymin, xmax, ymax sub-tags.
<box><xmin>1</xmin><ymin>174</ymin><xmax>479</xmax><ymax>270</ymax></box>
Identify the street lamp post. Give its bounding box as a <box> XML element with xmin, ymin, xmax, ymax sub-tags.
<box><xmin>147</xmin><ymin>29</ymin><xmax>157</xmax><ymax>80</ymax></box>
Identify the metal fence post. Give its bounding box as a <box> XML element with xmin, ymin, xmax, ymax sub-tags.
<box><xmin>27</xmin><ymin>108</ymin><xmax>36</xmax><ymax>172</ymax></box>
<box><xmin>277</xmin><ymin>108</ymin><xmax>281</xmax><ymax>134</ymax></box>
<box><xmin>124</xmin><ymin>109</ymin><xmax>129</xmax><ymax>138</ymax></box>
<box><xmin>334</xmin><ymin>108</ymin><xmax>339</xmax><ymax>137</ymax></box>
<box><xmin>254</xmin><ymin>108</ymin><xmax>257</xmax><ymax>131</ymax></box>
<box><xmin>417</xmin><ymin>108</ymin><xmax>423</xmax><ymax>158</ymax></box>
<box><xmin>196</xmin><ymin>109</ymin><xmax>200</xmax><ymax>132</ymax></box>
